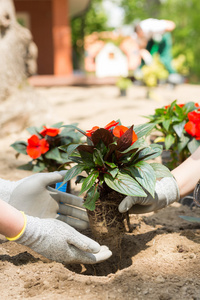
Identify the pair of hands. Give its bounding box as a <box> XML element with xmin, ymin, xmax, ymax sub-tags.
<box><xmin>7</xmin><ymin>172</ymin><xmax>179</xmax><ymax>264</ymax></box>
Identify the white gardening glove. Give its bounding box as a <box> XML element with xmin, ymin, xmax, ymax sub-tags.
<box><xmin>0</xmin><ymin>172</ymin><xmax>89</xmax><ymax>230</ymax></box>
<box><xmin>119</xmin><ymin>177</ymin><xmax>180</xmax><ymax>214</ymax></box>
<box><xmin>8</xmin><ymin>214</ymin><xmax>112</xmax><ymax>264</ymax></box>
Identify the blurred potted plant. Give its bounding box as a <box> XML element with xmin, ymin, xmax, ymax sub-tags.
<box><xmin>11</xmin><ymin>122</ymin><xmax>83</xmax><ymax>192</ymax></box>
<box><xmin>116</xmin><ymin>77</ymin><xmax>132</xmax><ymax>97</ymax></box>
<box><xmin>60</xmin><ymin>120</ymin><xmax>172</xmax><ymax>249</ymax></box>
<box><xmin>144</xmin><ymin>100</ymin><xmax>200</xmax><ymax>169</ymax></box>
<box><xmin>136</xmin><ymin>54</ymin><xmax>169</xmax><ymax>99</ymax></box>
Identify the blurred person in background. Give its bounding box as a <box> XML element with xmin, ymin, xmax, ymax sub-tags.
<box><xmin>134</xmin><ymin>18</ymin><xmax>183</xmax><ymax>85</ymax></box>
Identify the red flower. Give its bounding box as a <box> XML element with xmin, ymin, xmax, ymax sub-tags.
<box><xmin>104</xmin><ymin>120</ymin><xmax>119</xmax><ymax>130</ymax></box>
<box><xmin>86</xmin><ymin>120</ymin><xmax>119</xmax><ymax>137</ymax></box>
<box><xmin>184</xmin><ymin>121</ymin><xmax>196</xmax><ymax>137</ymax></box>
<box><xmin>40</xmin><ymin>126</ymin><xmax>60</xmax><ymax>137</ymax></box>
<box><xmin>188</xmin><ymin>111</ymin><xmax>200</xmax><ymax>124</ymax></box>
<box><xmin>86</xmin><ymin>126</ymin><xmax>100</xmax><ymax>137</ymax></box>
<box><xmin>164</xmin><ymin>104</ymin><xmax>185</xmax><ymax>110</ymax></box>
<box><xmin>27</xmin><ymin>135</ymin><xmax>49</xmax><ymax>159</ymax></box>
<box><xmin>113</xmin><ymin>125</ymin><xmax>138</xmax><ymax>144</ymax></box>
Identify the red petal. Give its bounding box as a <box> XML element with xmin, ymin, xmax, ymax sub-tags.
<box><xmin>113</xmin><ymin>125</ymin><xmax>128</xmax><ymax>137</ymax></box>
<box><xmin>27</xmin><ymin>135</ymin><xmax>40</xmax><ymax>146</ymax></box>
<box><xmin>27</xmin><ymin>145</ymin><xmax>42</xmax><ymax>159</ymax></box>
<box><xmin>184</xmin><ymin>121</ymin><xmax>196</xmax><ymax>136</ymax></box>
<box><xmin>39</xmin><ymin>139</ymin><xmax>49</xmax><ymax>154</ymax></box>
<box><xmin>86</xmin><ymin>126</ymin><xmax>99</xmax><ymax>137</ymax></box>
<box><xmin>195</xmin><ymin>123</ymin><xmax>200</xmax><ymax>138</ymax></box>
<box><xmin>188</xmin><ymin>111</ymin><xmax>200</xmax><ymax>124</ymax></box>
<box><xmin>104</xmin><ymin>120</ymin><xmax>119</xmax><ymax>130</ymax></box>
<box><xmin>131</xmin><ymin>131</ymin><xmax>138</xmax><ymax>144</ymax></box>
<box><xmin>40</xmin><ymin>126</ymin><xmax>60</xmax><ymax>137</ymax></box>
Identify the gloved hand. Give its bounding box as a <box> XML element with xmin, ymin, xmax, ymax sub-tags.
<box><xmin>118</xmin><ymin>177</ymin><xmax>180</xmax><ymax>214</ymax></box>
<box><xmin>0</xmin><ymin>172</ymin><xmax>89</xmax><ymax>230</ymax></box>
<box><xmin>8</xmin><ymin>214</ymin><xmax>112</xmax><ymax>264</ymax></box>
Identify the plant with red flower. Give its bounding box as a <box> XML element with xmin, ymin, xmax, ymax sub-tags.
<box><xmin>145</xmin><ymin>100</ymin><xmax>200</xmax><ymax>169</ymax></box>
<box><xmin>60</xmin><ymin>120</ymin><xmax>171</xmax><ymax>249</ymax></box>
<box><xmin>26</xmin><ymin>135</ymin><xmax>49</xmax><ymax>159</ymax></box>
<box><xmin>11</xmin><ymin>122</ymin><xmax>83</xmax><ymax>172</ymax></box>
<box><xmin>60</xmin><ymin>120</ymin><xmax>171</xmax><ymax>211</ymax></box>
<box><xmin>40</xmin><ymin>126</ymin><xmax>60</xmax><ymax>137</ymax></box>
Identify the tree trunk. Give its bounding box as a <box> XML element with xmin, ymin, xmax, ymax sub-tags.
<box><xmin>0</xmin><ymin>0</ymin><xmax>38</xmax><ymax>101</ymax></box>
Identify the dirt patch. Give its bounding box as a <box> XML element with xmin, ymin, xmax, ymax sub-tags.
<box><xmin>1</xmin><ymin>83</ymin><xmax>200</xmax><ymax>299</ymax></box>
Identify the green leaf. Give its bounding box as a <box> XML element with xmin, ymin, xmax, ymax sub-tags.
<box><xmin>179</xmin><ymin>215</ymin><xmax>200</xmax><ymax>223</ymax></box>
<box><xmin>80</xmin><ymin>171</ymin><xmax>99</xmax><ymax>194</ymax></box>
<box><xmin>165</xmin><ymin>134</ymin><xmax>175</xmax><ymax>150</ymax></box>
<box><xmin>150</xmin><ymin>163</ymin><xmax>172</xmax><ymax>178</ymax></box>
<box><xmin>163</xmin><ymin>119</ymin><xmax>171</xmax><ymax>132</ymax></box>
<box><xmin>17</xmin><ymin>162</ymin><xmax>34</xmax><ymax>171</ymax></box>
<box><xmin>137</xmin><ymin>144</ymin><xmax>163</xmax><ymax>161</ymax></box>
<box><xmin>79</xmin><ymin>150</ymin><xmax>95</xmax><ymax>168</ymax></box>
<box><xmin>93</xmin><ymin>149</ymin><xmax>104</xmax><ymax>167</ymax></box>
<box><xmin>174</xmin><ymin>104</ymin><xmax>184</xmax><ymax>118</ymax></box>
<box><xmin>59</xmin><ymin>144</ymin><xmax>79</xmax><ymax>155</ymax></box>
<box><xmin>51</xmin><ymin>122</ymin><xmax>63</xmax><ymax>128</ymax></box>
<box><xmin>83</xmin><ymin>185</ymin><xmax>100</xmax><ymax>211</ymax></box>
<box><xmin>105</xmin><ymin>161</ymin><xmax>117</xmax><ymax>168</ymax></box>
<box><xmin>63</xmin><ymin>164</ymin><xmax>85</xmax><ymax>183</ymax></box>
<box><xmin>134</xmin><ymin>123</ymin><xmax>155</xmax><ymax>139</ymax></box>
<box><xmin>26</xmin><ymin>126</ymin><xmax>40</xmax><ymax>135</ymax></box>
<box><xmin>128</xmin><ymin>161</ymin><xmax>156</xmax><ymax>197</ymax></box>
<box><xmin>108</xmin><ymin>167</ymin><xmax>119</xmax><ymax>178</ymax></box>
<box><xmin>187</xmin><ymin>138</ymin><xmax>200</xmax><ymax>154</ymax></box>
<box><xmin>45</xmin><ymin>148</ymin><xmax>62</xmax><ymax>161</ymax></box>
<box><xmin>10</xmin><ymin>141</ymin><xmax>27</xmax><ymax>155</ymax></box>
<box><xmin>33</xmin><ymin>163</ymin><xmax>46</xmax><ymax>172</ymax></box>
<box><xmin>173</xmin><ymin>120</ymin><xmax>186</xmax><ymax>138</ymax></box>
<box><xmin>184</xmin><ymin>102</ymin><xmax>196</xmax><ymax>114</ymax></box>
<box><xmin>62</xmin><ymin>124</ymin><xmax>88</xmax><ymax>139</ymax></box>
<box><xmin>177</xmin><ymin>134</ymin><xmax>190</xmax><ymax>152</ymax></box>
<box><xmin>104</xmin><ymin>173</ymin><xmax>147</xmax><ymax>197</ymax></box>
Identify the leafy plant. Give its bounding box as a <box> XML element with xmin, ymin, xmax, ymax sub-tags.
<box><xmin>11</xmin><ymin>122</ymin><xmax>83</xmax><ymax>172</ymax></box>
<box><xmin>144</xmin><ymin>100</ymin><xmax>200</xmax><ymax>169</ymax></box>
<box><xmin>116</xmin><ymin>77</ymin><xmax>132</xmax><ymax>90</ymax></box>
<box><xmin>60</xmin><ymin>120</ymin><xmax>172</xmax><ymax>211</ymax></box>
<box><xmin>140</xmin><ymin>55</ymin><xmax>169</xmax><ymax>87</ymax></box>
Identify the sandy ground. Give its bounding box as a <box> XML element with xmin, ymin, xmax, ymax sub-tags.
<box><xmin>1</xmin><ymin>82</ymin><xmax>200</xmax><ymax>299</ymax></box>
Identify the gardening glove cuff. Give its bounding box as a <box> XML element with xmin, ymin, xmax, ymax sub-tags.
<box><xmin>10</xmin><ymin>214</ymin><xmax>112</xmax><ymax>264</ymax></box>
<box><xmin>0</xmin><ymin>178</ymin><xmax>26</xmax><ymax>203</ymax></box>
<box><xmin>119</xmin><ymin>177</ymin><xmax>180</xmax><ymax>214</ymax></box>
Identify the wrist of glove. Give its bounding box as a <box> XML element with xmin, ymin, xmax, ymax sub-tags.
<box><xmin>1</xmin><ymin>172</ymin><xmax>89</xmax><ymax>231</ymax></box>
<box><xmin>8</xmin><ymin>213</ymin><xmax>112</xmax><ymax>264</ymax></box>
<box><xmin>0</xmin><ymin>178</ymin><xmax>26</xmax><ymax>203</ymax></box>
<box><xmin>119</xmin><ymin>177</ymin><xmax>180</xmax><ymax>214</ymax></box>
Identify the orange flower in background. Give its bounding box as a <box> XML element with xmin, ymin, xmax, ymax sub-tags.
<box><xmin>40</xmin><ymin>126</ymin><xmax>60</xmax><ymax>137</ymax></box>
<box><xmin>164</xmin><ymin>104</ymin><xmax>185</xmax><ymax>110</ymax></box>
<box><xmin>27</xmin><ymin>135</ymin><xmax>49</xmax><ymax>159</ymax></box>
<box><xmin>113</xmin><ymin>125</ymin><xmax>138</xmax><ymax>144</ymax></box>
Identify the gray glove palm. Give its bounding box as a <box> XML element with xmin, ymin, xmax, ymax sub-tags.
<box><xmin>118</xmin><ymin>177</ymin><xmax>180</xmax><ymax>214</ymax></box>
<box><xmin>14</xmin><ymin>215</ymin><xmax>112</xmax><ymax>264</ymax></box>
<box><xmin>1</xmin><ymin>172</ymin><xmax>89</xmax><ymax>230</ymax></box>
